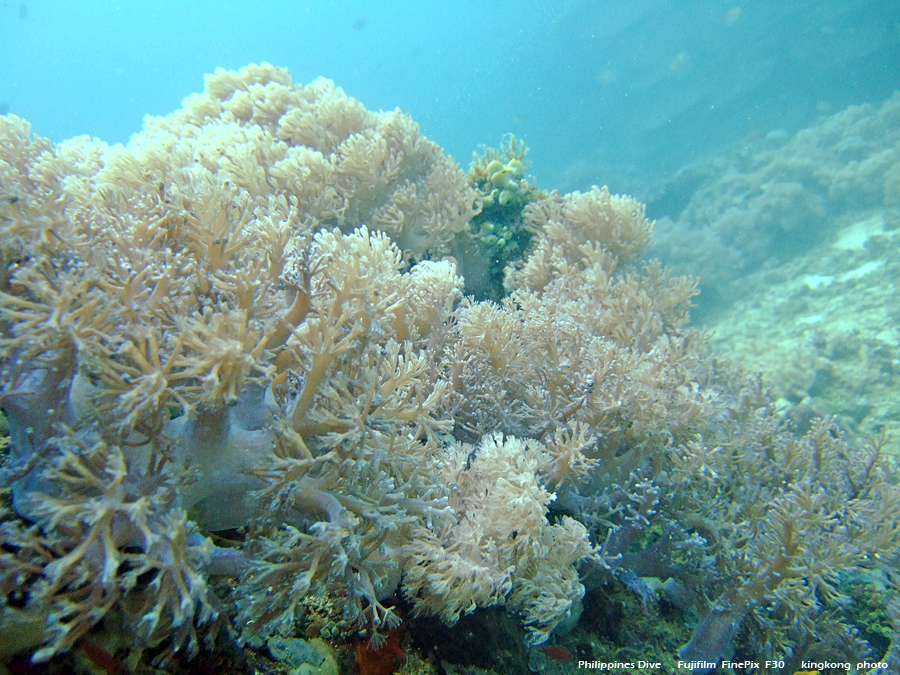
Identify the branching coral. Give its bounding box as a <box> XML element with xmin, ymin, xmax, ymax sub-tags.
<box><xmin>2</xmin><ymin>431</ymin><xmax>216</xmax><ymax>663</ymax></box>
<box><xmin>1</xmin><ymin>64</ymin><xmax>899</xmax><ymax>673</ymax></box>
<box><xmin>401</xmin><ymin>433</ymin><xmax>596</xmax><ymax>644</ymax></box>
<box><xmin>442</xmin><ymin>184</ymin><xmax>710</xmax><ymax>469</ymax></box>
<box><xmin>0</xmin><ymin>64</ymin><xmax>472</xmax><ymax>661</ymax></box>
<box><xmin>673</xmin><ymin>418</ymin><xmax>900</xmax><ymax>670</ymax></box>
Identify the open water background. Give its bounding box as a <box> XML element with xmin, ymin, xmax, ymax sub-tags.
<box><xmin>2</xmin><ymin>0</ymin><xmax>899</xmax><ymax>201</ymax></box>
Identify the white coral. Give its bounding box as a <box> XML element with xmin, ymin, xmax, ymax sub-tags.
<box><xmin>402</xmin><ymin>433</ymin><xmax>596</xmax><ymax>643</ymax></box>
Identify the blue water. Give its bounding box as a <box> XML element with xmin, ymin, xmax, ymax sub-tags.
<box><xmin>1</xmin><ymin>0</ymin><xmax>899</xmax><ymax>199</ymax></box>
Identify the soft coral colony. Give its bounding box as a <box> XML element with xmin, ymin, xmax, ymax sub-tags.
<box><xmin>0</xmin><ymin>62</ymin><xmax>898</xmax><ymax>672</ymax></box>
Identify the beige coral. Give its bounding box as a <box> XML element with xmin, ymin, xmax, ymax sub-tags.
<box><xmin>4</xmin><ymin>62</ymin><xmax>838</xmax><ymax>670</ymax></box>
<box><xmin>441</xmin><ymin>184</ymin><xmax>710</xmax><ymax>465</ymax></box>
<box><xmin>401</xmin><ymin>433</ymin><xmax>596</xmax><ymax>643</ymax></box>
<box><xmin>5</xmin><ymin>432</ymin><xmax>215</xmax><ymax>662</ymax></box>
<box><xmin>102</xmin><ymin>63</ymin><xmax>478</xmax><ymax>261</ymax></box>
<box><xmin>506</xmin><ymin>185</ymin><xmax>653</xmax><ymax>293</ymax></box>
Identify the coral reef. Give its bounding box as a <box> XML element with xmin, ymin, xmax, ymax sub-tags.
<box><xmin>651</xmin><ymin>90</ymin><xmax>900</xmax><ymax>313</ymax></box>
<box><xmin>1</xmin><ymin>64</ymin><xmax>899</xmax><ymax>675</ymax></box>
<box><xmin>649</xmin><ymin>91</ymin><xmax>900</xmax><ymax>444</ymax></box>
<box><xmin>705</xmin><ymin>207</ymin><xmax>900</xmax><ymax>444</ymax></box>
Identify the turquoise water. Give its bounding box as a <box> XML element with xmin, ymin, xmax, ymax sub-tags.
<box><xmin>2</xmin><ymin>0</ymin><xmax>898</xmax><ymax>197</ymax></box>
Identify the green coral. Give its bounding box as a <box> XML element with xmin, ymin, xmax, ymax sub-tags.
<box><xmin>465</xmin><ymin>135</ymin><xmax>544</xmax><ymax>300</ymax></box>
<box><xmin>838</xmin><ymin>573</ymin><xmax>894</xmax><ymax>659</ymax></box>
